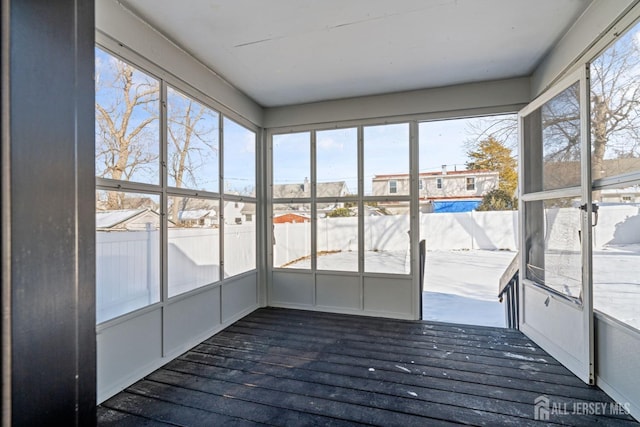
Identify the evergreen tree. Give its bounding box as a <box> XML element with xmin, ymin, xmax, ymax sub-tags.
<box><xmin>466</xmin><ymin>137</ymin><xmax>518</xmax><ymax>196</ymax></box>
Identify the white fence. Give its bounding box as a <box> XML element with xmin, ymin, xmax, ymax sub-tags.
<box><xmin>97</xmin><ymin>224</ymin><xmax>255</xmax><ymax>323</ymax></box>
<box><xmin>98</xmin><ymin>206</ymin><xmax>639</xmax><ymax>321</ymax></box>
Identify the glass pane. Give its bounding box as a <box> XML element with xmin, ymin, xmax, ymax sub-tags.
<box><xmin>167</xmin><ymin>196</ymin><xmax>220</xmax><ymax>297</ymax></box>
<box><xmin>167</xmin><ymin>87</ymin><xmax>219</xmax><ymax>192</ymax></box>
<box><xmin>317</xmin><ymin>205</ymin><xmax>358</xmax><ymax>272</ymax></box>
<box><xmin>316</xmin><ymin>128</ymin><xmax>358</xmax><ymax>196</ymax></box>
<box><xmin>95</xmin><ymin>47</ymin><xmax>160</xmax><ymax>184</ymax></box>
<box><xmin>224</xmin><ymin>202</ymin><xmax>256</xmax><ymax>277</ymax></box>
<box><xmin>592</xmin><ymin>195</ymin><xmax>640</xmax><ymax>329</ymax></box>
<box><xmin>419</xmin><ymin>116</ymin><xmax>518</xmax><ymax>213</ymax></box>
<box><xmin>273</xmin><ymin>203</ymin><xmax>311</xmax><ymax>269</ymax></box>
<box><xmin>525</xmin><ymin>198</ymin><xmax>582</xmax><ymax>300</ymax></box>
<box><xmin>364</xmin><ymin>202</ymin><xmax>410</xmax><ymax>274</ymax></box>
<box><xmin>273</xmin><ymin>132</ymin><xmax>311</xmax><ymax>198</ymax></box>
<box><xmin>224</xmin><ymin>117</ymin><xmax>256</xmax><ymax>196</ymax></box>
<box><xmin>590</xmin><ymin>21</ymin><xmax>640</xmax><ymax>181</ymax></box>
<box><xmin>541</xmin><ymin>82</ymin><xmax>581</xmax><ymax>190</ymax></box>
<box><xmin>96</xmin><ymin>190</ymin><xmax>160</xmax><ymax>323</ymax></box>
<box><xmin>364</xmin><ymin>123</ymin><xmax>410</xmax><ymax>196</ymax></box>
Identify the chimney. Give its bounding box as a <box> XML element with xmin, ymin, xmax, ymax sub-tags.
<box><xmin>303</xmin><ymin>177</ymin><xmax>310</xmax><ymax>194</ymax></box>
<box><xmin>441</xmin><ymin>165</ymin><xmax>447</xmax><ymax>175</ymax></box>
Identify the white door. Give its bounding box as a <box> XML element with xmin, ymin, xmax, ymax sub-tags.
<box><xmin>518</xmin><ymin>66</ymin><xmax>594</xmax><ymax>384</ymax></box>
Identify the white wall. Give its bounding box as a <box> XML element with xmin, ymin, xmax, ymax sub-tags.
<box><xmin>264</xmin><ymin>78</ymin><xmax>529</xmax><ymax>129</ymax></box>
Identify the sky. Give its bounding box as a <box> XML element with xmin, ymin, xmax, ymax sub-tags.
<box><xmin>272</xmin><ymin>115</ymin><xmax>517</xmax><ymax>196</ymax></box>
<box><xmin>96</xmin><ymin>45</ymin><xmax>518</xmax><ymax>198</ymax></box>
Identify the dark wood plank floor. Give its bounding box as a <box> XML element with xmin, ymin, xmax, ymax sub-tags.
<box><xmin>98</xmin><ymin>308</ymin><xmax>639</xmax><ymax>426</ymax></box>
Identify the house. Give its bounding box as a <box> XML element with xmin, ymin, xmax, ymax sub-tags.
<box><xmin>373</xmin><ymin>168</ymin><xmax>500</xmax><ymax>212</ymax></box>
<box><xmin>273</xmin><ymin>179</ymin><xmax>350</xmax><ymax>215</ymax></box>
<box><xmin>4</xmin><ymin>1</ymin><xmax>640</xmax><ymax>425</ymax></box>
<box><xmin>177</xmin><ymin>209</ymin><xmax>218</xmax><ymax>227</ymax></box>
<box><xmin>273</xmin><ymin>212</ymin><xmax>311</xmax><ymax>224</ymax></box>
<box><xmin>96</xmin><ymin>208</ymin><xmax>162</xmax><ymax>230</ymax></box>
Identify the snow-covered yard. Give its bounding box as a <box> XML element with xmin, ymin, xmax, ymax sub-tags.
<box><xmin>423</xmin><ymin>249</ymin><xmax>515</xmax><ymax>328</ymax></box>
<box><xmin>292</xmin><ymin>247</ymin><xmax>640</xmax><ymax>330</ymax></box>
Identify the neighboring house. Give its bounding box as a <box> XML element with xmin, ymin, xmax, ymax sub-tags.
<box><xmin>273</xmin><ymin>178</ymin><xmax>349</xmax><ymax>199</ymax></box>
<box><xmin>241</xmin><ymin>203</ymin><xmax>256</xmax><ymax>223</ymax></box>
<box><xmin>224</xmin><ymin>200</ymin><xmax>246</xmax><ymax>225</ymax></box>
<box><xmin>273</xmin><ymin>178</ymin><xmax>350</xmax><ymax>215</ymax></box>
<box><xmin>599</xmin><ymin>186</ymin><xmax>640</xmax><ymax>204</ymax></box>
<box><xmin>273</xmin><ymin>212</ymin><xmax>311</xmax><ymax>224</ymax></box>
<box><xmin>372</xmin><ymin>167</ymin><xmax>500</xmax><ymax>213</ymax></box>
<box><xmin>178</xmin><ymin>209</ymin><xmax>218</xmax><ymax>227</ymax></box>
<box><xmin>96</xmin><ymin>208</ymin><xmax>163</xmax><ymax>231</ymax></box>
<box><xmin>545</xmin><ymin>159</ymin><xmax>640</xmax><ymax>204</ymax></box>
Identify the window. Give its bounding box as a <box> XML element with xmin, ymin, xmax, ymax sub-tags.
<box><xmin>224</xmin><ymin>117</ymin><xmax>256</xmax><ymax>196</ymax></box>
<box><xmin>364</xmin><ymin>124</ymin><xmax>411</xmax><ymax>274</ymax></box>
<box><xmin>419</xmin><ymin>180</ymin><xmax>424</xmax><ymax>190</ymax></box>
<box><xmin>466</xmin><ymin>177</ymin><xmax>475</xmax><ymax>191</ymax></box>
<box><xmin>95</xmin><ymin>47</ymin><xmax>257</xmax><ymax>323</ymax></box>
<box><xmin>95</xmin><ymin>48</ymin><xmax>160</xmax><ymax>184</ymax></box>
<box><xmin>316</xmin><ymin>128</ymin><xmax>358</xmax><ymax>272</ymax></box>
<box><xmin>96</xmin><ymin>190</ymin><xmax>160</xmax><ymax>323</ymax></box>
<box><xmin>590</xmin><ymin>20</ymin><xmax>640</xmax><ymax>330</ymax></box>
<box><xmin>389</xmin><ymin>180</ymin><xmax>398</xmax><ymax>194</ymax></box>
<box><xmin>167</xmin><ymin>87</ymin><xmax>219</xmax><ymax>192</ymax></box>
<box><xmin>436</xmin><ymin>178</ymin><xmax>443</xmax><ymax>189</ymax></box>
<box><xmin>365</xmin><ymin>123</ymin><xmax>410</xmax><ymax>196</ymax></box>
<box><xmin>168</xmin><ymin>196</ymin><xmax>219</xmax><ymax>297</ymax></box>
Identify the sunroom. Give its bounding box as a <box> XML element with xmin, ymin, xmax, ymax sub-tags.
<box><xmin>3</xmin><ymin>0</ymin><xmax>640</xmax><ymax>425</ymax></box>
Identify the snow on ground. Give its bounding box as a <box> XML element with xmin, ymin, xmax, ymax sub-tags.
<box><xmin>423</xmin><ymin>250</ymin><xmax>516</xmax><ymax>328</ymax></box>
<box><xmin>288</xmin><ymin>247</ymin><xmax>640</xmax><ymax>330</ymax></box>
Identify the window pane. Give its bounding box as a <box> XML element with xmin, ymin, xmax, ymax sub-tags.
<box><xmin>590</xmin><ymin>21</ymin><xmax>640</xmax><ymax>181</ymax></box>
<box><xmin>364</xmin><ymin>203</ymin><xmax>410</xmax><ymax>274</ymax></box>
<box><xmin>167</xmin><ymin>196</ymin><xmax>220</xmax><ymax>297</ymax></box>
<box><xmin>167</xmin><ymin>87</ymin><xmax>219</xmax><ymax>191</ymax></box>
<box><xmin>273</xmin><ymin>132</ymin><xmax>310</xmax><ymax>198</ymax></box>
<box><xmin>525</xmin><ymin>198</ymin><xmax>582</xmax><ymax>300</ymax></box>
<box><xmin>365</xmin><ymin>123</ymin><xmax>410</xmax><ymax>196</ymax></box>
<box><xmin>96</xmin><ymin>190</ymin><xmax>160</xmax><ymax>323</ymax></box>
<box><xmin>224</xmin><ymin>202</ymin><xmax>256</xmax><ymax>277</ymax></box>
<box><xmin>316</xmin><ymin>128</ymin><xmax>358</xmax><ymax>196</ymax></box>
<box><xmin>592</xmin><ymin>196</ymin><xmax>640</xmax><ymax>329</ymax></box>
<box><xmin>273</xmin><ymin>203</ymin><xmax>311</xmax><ymax>269</ymax></box>
<box><xmin>317</xmin><ymin>206</ymin><xmax>358</xmax><ymax>272</ymax></box>
<box><xmin>541</xmin><ymin>82</ymin><xmax>581</xmax><ymax>190</ymax></box>
<box><xmin>95</xmin><ymin>47</ymin><xmax>160</xmax><ymax>184</ymax></box>
<box><xmin>224</xmin><ymin>117</ymin><xmax>256</xmax><ymax>196</ymax></box>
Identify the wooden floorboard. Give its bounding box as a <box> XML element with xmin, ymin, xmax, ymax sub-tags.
<box><xmin>99</xmin><ymin>307</ymin><xmax>639</xmax><ymax>426</ymax></box>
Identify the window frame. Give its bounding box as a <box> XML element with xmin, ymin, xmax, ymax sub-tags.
<box><xmin>94</xmin><ymin>43</ymin><xmax>259</xmax><ymax>326</ymax></box>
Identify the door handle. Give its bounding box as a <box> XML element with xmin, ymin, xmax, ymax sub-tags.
<box><xmin>579</xmin><ymin>203</ymin><xmax>599</xmax><ymax>227</ymax></box>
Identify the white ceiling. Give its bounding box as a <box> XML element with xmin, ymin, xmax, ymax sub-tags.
<box><xmin>120</xmin><ymin>0</ymin><xmax>592</xmax><ymax>107</ymax></box>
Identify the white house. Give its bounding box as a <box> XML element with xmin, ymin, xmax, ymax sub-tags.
<box><xmin>373</xmin><ymin>168</ymin><xmax>500</xmax><ymax>212</ymax></box>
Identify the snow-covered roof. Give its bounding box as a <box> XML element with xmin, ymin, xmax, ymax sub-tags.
<box><xmin>96</xmin><ymin>209</ymin><xmax>149</xmax><ymax>229</ymax></box>
<box><xmin>273</xmin><ymin>181</ymin><xmax>347</xmax><ymax>198</ymax></box>
<box><xmin>178</xmin><ymin>209</ymin><xmax>216</xmax><ymax>221</ymax></box>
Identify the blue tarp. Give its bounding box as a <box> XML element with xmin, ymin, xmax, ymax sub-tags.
<box><xmin>433</xmin><ymin>200</ymin><xmax>481</xmax><ymax>213</ymax></box>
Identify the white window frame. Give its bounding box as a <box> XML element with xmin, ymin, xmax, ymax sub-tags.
<box><xmin>466</xmin><ymin>177</ymin><xmax>475</xmax><ymax>191</ymax></box>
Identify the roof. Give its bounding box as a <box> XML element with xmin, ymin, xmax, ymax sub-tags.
<box><xmin>96</xmin><ymin>209</ymin><xmax>151</xmax><ymax>229</ymax></box>
<box><xmin>178</xmin><ymin>209</ymin><xmax>217</xmax><ymax>221</ymax></box>
<box><xmin>273</xmin><ymin>181</ymin><xmax>348</xmax><ymax>198</ymax></box>
<box><xmin>373</xmin><ymin>169</ymin><xmax>497</xmax><ymax>180</ymax></box>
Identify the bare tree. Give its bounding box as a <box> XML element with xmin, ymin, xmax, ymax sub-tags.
<box><xmin>465</xmin><ymin>25</ymin><xmax>640</xmax><ymax>186</ymax></box>
<box><xmin>96</xmin><ymin>51</ymin><xmax>159</xmax><ymax>209</ymax></box>
<box><xmin>590</xmin><ymin>31</ymin><xmax>640</xmax><ymax>180</ymax></box>
<box><xmin>166</xmin><ymin>89</ymin><xmax>219</xmax><ymax>224</ymax></box>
